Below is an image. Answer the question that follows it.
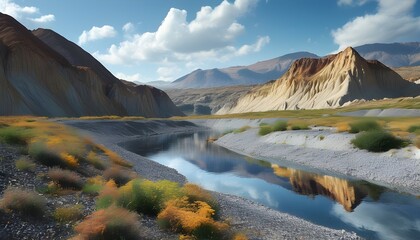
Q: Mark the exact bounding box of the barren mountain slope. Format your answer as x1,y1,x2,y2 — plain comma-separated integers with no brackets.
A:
217,47,420,114
0,13,182,117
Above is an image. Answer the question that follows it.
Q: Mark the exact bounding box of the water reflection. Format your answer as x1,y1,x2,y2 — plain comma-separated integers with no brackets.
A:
120,131,420,240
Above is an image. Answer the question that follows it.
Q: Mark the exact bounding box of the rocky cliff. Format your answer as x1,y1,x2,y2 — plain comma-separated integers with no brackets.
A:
217,47,420,114
0,13,182,117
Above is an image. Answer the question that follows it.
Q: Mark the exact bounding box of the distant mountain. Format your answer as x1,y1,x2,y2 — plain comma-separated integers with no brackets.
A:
355,42,420,67
0,13,182,117
171,52,319,89
217,47,420,114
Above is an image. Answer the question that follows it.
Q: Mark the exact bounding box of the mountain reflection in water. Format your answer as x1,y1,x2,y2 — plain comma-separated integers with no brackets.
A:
120,131,420,240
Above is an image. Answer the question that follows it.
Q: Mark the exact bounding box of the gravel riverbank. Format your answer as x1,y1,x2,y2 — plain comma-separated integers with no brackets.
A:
65,119,361,240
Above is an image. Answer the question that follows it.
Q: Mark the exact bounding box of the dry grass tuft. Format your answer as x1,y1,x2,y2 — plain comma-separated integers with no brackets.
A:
103,166,136,186
15,157,36,171
48,168,84,190
74,207,142,240
54,204,83,223
0,187,46,217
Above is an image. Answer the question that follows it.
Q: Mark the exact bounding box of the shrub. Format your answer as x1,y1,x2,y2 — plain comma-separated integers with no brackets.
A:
233,126,251,134
351,130,408,152
83,176,106,195
291,125,309,130
86,151,106,170
103,166,136,186
116,179,183,216
28,141,66,168
259,122,268,126
157,197,228,239
15,157,36,171
272,121,288,132
74,207,142,240
183,184,218,215
54,204,83,222
408,125,420,134
319,135,325,141
101,147,132,168
258,126,273,136
0,188,46,217
0,126,34,145
48,168,84,190
348,120,382,133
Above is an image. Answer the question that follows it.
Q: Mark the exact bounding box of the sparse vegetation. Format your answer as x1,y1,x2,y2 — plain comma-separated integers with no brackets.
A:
157,197,229,239
86,151,106,170
74,206,142,240
0,126,34,145
319,135,325,140
258,126,273,136
0,188,46,217
233,126,251,133
272,120,288,131
351,130,408,152
103,166,136,186
54,204,83,223
348,120,382,133
408,125,420,134
48,168,84,190
291,124,309,130
15,157,36,171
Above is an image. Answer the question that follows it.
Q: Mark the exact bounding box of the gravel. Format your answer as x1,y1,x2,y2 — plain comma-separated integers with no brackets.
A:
64,119,362,240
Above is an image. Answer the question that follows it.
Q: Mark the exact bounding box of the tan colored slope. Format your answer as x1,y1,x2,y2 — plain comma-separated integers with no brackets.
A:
394,66,420,82
217,47,420,114
0,13,182,117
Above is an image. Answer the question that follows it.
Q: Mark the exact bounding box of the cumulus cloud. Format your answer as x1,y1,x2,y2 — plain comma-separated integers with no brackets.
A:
332,0,420,50
94,0,268,66
0,0,55,24
29,14,55,23
114,72,141,82
78,25,117,45
157,66,181,81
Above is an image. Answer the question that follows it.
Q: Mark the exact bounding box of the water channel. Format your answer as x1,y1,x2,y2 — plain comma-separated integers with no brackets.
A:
120,131,420,240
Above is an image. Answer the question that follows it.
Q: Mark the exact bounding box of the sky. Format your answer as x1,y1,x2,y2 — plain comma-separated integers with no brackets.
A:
1,0,419,83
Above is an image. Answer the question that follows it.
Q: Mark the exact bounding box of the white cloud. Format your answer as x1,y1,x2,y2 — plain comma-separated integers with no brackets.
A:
332,0,420,50
30,14,55,23
94,0,268,66
78,25,117,45
0,0,55,24
157,66,181,81
0,0,37,18
122,22,135,33
338,0,369,6
114,72,141,82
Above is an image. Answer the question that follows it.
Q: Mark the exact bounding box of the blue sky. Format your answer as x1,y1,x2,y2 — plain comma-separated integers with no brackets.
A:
1,0,419,82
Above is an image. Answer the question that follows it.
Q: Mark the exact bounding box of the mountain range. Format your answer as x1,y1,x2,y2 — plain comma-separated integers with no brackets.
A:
217,47,420,114
164,42,420,89
0,13,182,117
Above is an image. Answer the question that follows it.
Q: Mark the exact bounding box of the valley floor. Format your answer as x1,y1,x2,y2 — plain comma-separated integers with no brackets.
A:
215,127,420,196
65,119,360,240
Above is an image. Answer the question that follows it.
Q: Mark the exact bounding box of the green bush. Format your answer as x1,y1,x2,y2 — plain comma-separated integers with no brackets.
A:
48,168,84,190
82,184,103,195
259,126,273,136
348,120,382,133
408,125,420,134
351,130,408,152
272,121,288,132
291,125,309,130
233,126,251,133
28,142,63,167
0,126,34,145
0,188,46,217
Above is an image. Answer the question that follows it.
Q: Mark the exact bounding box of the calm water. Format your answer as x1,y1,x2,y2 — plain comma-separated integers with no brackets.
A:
120,131,420,240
